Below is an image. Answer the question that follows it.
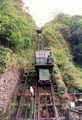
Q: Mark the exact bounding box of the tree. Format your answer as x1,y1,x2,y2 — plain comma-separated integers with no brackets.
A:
73,44,82,64
0,0,36,51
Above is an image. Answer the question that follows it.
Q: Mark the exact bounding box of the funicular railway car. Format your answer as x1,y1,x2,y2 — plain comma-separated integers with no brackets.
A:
35,50,54,84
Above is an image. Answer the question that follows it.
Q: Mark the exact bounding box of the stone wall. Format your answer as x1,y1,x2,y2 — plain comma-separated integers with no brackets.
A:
0,68,22,112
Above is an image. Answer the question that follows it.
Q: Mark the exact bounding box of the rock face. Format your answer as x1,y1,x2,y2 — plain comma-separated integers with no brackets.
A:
0,68,21,112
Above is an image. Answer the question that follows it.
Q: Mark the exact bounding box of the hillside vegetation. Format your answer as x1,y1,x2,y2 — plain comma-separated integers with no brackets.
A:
0,0,82,95
42,14,82,94
0,0,36,74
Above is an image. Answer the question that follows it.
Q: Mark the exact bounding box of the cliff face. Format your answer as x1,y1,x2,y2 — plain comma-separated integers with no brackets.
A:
0,68,22,112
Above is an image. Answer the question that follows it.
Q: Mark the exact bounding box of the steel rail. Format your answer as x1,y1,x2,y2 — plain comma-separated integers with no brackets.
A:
15,79,27,120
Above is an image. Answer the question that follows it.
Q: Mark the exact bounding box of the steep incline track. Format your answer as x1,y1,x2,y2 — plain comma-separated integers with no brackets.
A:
15,81,31,120
11,32,66,120
34,83,57,120
11,79,66,120
34,82,65,120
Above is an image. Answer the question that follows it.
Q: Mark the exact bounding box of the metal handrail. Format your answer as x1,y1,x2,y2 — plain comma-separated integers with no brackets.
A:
35,57,54,65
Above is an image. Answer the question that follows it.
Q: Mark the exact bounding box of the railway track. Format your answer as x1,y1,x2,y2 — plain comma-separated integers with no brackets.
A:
12,79,66,120
34,83,57,120
15,81,31,120
34,82,65,120
10,32,66,120
8,30,82,120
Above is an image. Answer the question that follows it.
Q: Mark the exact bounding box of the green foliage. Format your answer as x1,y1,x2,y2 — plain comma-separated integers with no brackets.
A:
0,0,36,73
73,43,82,64
0,46,11,74
53,13,82,65
52,47,82,90
68,86,78,93
54,13,82,32
42,23,68,50
54,63,67,96
0,0,36,51
54,23,71,41
42,14,82,92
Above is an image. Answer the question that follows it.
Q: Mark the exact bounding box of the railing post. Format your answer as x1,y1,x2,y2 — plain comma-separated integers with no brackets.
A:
79,113,81,120
30,93,34,120
30,86,34,120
